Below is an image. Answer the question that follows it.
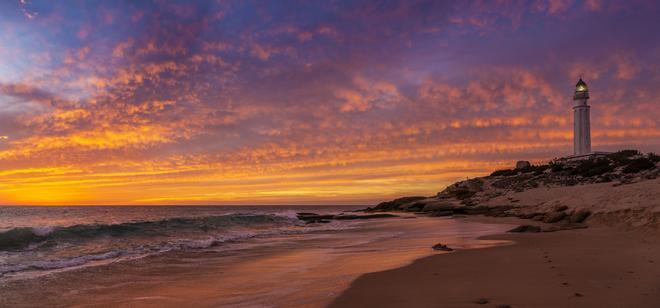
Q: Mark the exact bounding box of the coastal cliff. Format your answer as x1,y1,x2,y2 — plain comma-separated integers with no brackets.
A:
367,150,660,231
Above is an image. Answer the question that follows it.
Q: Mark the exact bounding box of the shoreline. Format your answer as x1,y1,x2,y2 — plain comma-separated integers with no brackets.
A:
329,216,660,308
0,215,513,307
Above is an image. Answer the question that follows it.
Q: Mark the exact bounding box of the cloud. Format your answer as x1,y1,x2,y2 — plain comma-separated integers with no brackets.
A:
20,0,38,19
0,83,59,107
0,0,659,204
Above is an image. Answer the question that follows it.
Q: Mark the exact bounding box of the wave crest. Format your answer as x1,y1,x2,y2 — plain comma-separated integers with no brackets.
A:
0,213,298,251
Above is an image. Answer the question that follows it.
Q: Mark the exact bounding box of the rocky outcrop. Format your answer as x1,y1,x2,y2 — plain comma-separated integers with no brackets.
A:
543,212,568,223
296,213,398,223
508,225,541,233
364,150,660,230
366,196,428,212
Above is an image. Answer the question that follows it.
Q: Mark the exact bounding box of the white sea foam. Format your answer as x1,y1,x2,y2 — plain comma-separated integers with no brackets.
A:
30,226,56,236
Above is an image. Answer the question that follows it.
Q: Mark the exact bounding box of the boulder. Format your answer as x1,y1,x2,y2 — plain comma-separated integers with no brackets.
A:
429,210,453,217
432,243,454,251
508,225,542,233
543,211,568,223
516,161,531,169
569,210,591,223
531,214,545,221
475,298,490,305
332,213,398,220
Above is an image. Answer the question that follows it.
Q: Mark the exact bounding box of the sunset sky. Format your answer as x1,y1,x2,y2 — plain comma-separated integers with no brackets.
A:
1,0,659,205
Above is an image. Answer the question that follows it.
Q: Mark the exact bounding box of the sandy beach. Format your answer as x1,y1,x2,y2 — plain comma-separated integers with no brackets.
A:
331,217,660,308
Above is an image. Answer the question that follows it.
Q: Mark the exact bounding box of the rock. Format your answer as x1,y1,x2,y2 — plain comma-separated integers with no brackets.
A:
332,213,398,220
432,243,454,251
531,214,545,221
372,196,428,211
543,212,567,223
304,219,332,224
429,210,453,217
516,161,531,169
554,205,569,212
508,225,542,233
558,223,588,230
518,213,538,219
403,202,425,212
298,213,398,222
464,206,491,215
541,226,560,232
296,212,319,216
568,210,591,223
297,214,334,221
475,298,489,304
423,201,462,212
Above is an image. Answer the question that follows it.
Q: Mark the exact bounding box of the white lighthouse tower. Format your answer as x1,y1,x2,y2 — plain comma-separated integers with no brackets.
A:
573,78,591,155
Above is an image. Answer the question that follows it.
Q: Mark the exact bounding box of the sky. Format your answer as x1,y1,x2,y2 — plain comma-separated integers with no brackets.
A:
0,0,659,205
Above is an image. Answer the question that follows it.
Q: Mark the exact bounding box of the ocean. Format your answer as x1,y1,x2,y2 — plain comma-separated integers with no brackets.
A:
0,206,513,307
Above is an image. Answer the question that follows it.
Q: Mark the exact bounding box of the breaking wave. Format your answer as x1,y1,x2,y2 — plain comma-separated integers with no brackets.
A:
0,212,353,279
0,213,298,251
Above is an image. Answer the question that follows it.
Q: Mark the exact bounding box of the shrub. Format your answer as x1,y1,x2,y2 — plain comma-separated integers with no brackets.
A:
648,152,660,163
550,163,565,172
622,157,656,174
490,169,518,177
514,164,551,175
608,149,640,165
452,189,476,200
571,158,613,177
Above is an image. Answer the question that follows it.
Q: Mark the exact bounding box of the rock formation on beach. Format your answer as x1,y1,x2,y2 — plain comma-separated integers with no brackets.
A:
365,150,660,230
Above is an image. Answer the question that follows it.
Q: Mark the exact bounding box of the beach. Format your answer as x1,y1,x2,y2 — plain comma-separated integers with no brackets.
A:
0,207,513,307
331,217,660,308
2,207,658,307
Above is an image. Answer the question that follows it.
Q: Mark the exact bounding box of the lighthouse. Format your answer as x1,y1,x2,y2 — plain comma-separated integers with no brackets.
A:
573,78,591,155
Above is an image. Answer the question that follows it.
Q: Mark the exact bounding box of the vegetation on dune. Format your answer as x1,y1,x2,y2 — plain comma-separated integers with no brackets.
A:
489,150,658,180
649,152,660,163
622,157,656,173
570,158,613,177
606,149,640,164
490,168,518,177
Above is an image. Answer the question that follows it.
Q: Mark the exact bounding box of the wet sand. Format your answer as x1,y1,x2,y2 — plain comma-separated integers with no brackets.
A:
330,217,660,308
